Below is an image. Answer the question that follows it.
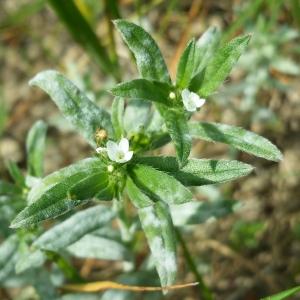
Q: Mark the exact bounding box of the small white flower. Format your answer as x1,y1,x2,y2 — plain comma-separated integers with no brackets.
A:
181,88,206,112
169,91,176,99
96,138,133,163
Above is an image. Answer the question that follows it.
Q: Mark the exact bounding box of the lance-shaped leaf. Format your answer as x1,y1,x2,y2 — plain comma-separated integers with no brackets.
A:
198,35,250,97
111,97,125,140
135,156,254,186
110,79,172,105
113,19,171,84
129,164,192,205
138,202,177,287
34,205,115,251
67,234,131,261
176,38,196,88
189,121,283,161
194,26,220,75
6,160,26,188
26,120,48,177
29,70,114,147
171,199,236,226
261,286,300,300
159,107,191,167
126,176,154,209
10,158,109,228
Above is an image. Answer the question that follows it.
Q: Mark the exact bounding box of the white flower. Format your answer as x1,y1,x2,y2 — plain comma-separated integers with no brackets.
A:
181,88,206,112
96,138,133,163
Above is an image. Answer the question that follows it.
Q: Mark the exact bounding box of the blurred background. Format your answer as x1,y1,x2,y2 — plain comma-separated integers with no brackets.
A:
0,0,300,299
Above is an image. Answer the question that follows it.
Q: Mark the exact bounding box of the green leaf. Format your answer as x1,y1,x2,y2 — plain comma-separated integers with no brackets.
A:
194,26,220,75
67,234,131,261
47,0,118,79
0,235,18,281
15,248,45,274
0,179,22,196
198,35,250,97
188,68,206,93
189,121,283,161
261,286,300,300
10,158,108,228
110,79,172,105
29,70,114,147
129,164,192,205
26,120,48,177
111,97,124,140
123,100,152,134
171,199,236,226
176,39,196,88
113,19,171,84
138,202,177,287
6,161,26,188
126,176,154,208
34,205,115,251
135,156,254,186
159,107,191,167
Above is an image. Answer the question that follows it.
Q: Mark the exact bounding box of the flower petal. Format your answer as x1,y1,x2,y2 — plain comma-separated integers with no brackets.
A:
106,141,118,161
124,151,133,162
119,138,129,152
181,89,190,101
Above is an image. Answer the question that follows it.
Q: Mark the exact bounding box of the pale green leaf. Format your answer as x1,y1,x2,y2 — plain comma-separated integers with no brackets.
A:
135,156,254,186
67,234,131,261
171,199,236,226
199,35,250,97
29,70,114,147
138,202,177,287
113,20,171,83
34,205,115,251
194,26,220,75
110,79,172,105
129,164,192,205
0,235,18,281
189,121,282,161
176,39,195,88
26,120,48,177
111,97,124,140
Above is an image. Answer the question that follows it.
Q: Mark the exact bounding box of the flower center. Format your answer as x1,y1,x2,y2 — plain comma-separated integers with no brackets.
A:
116,151,125,160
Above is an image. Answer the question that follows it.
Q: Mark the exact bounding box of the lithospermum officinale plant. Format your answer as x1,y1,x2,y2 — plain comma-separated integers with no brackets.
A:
9,20,282,297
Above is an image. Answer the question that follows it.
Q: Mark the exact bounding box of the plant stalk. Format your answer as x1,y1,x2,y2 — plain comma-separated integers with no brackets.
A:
175,228,214,300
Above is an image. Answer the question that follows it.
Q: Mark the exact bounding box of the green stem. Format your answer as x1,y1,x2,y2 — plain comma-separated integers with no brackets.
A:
45,250,82,283
175,228,214,300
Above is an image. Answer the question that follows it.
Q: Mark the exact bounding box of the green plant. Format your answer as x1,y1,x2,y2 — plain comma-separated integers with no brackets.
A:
1,20,282,299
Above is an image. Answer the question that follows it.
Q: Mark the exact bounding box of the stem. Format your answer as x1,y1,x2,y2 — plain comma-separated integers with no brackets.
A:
45,250,82,283
175,228,214,300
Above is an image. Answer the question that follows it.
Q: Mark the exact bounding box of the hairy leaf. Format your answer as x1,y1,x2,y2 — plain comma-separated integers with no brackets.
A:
29,70,114,147
113,20,171,83
26,120,48,177
11,158,108,228
189,121,282,161
0,235,18,281
135,156,254,186
129,164,192,205
199,35,250,97
110,79,172,105
159,107,191,167
138,202,176,287
176,39,196,88
67,234,131,261
194,26,220,75
171,199,236,226
126,176,154,208
34,205,115,251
